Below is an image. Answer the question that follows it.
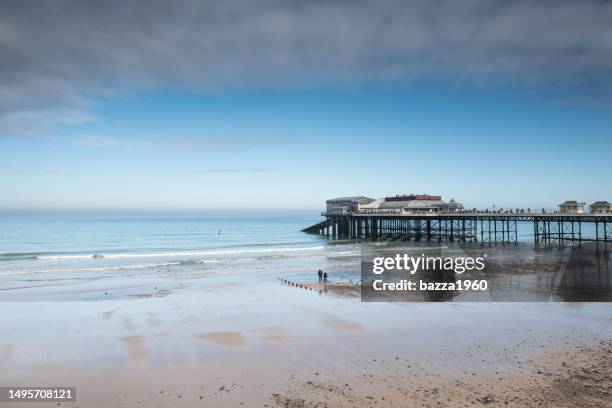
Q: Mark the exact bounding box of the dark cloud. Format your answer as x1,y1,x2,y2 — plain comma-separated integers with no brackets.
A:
1,0,612,135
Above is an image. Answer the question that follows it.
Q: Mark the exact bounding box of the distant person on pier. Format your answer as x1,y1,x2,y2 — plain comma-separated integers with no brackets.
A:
317,269,323,283
323,272,328,283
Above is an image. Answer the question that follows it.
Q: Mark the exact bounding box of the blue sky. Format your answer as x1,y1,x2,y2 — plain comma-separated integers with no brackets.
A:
2,84,611,211
1,1,612,211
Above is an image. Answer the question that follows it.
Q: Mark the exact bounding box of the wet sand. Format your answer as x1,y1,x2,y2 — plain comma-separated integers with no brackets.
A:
1,264,611,407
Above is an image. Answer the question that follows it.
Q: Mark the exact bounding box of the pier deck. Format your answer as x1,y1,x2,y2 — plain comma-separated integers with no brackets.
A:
303,212,612,245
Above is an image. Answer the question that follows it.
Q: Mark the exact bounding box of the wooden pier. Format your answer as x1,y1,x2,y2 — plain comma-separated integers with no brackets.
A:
303,213,612,245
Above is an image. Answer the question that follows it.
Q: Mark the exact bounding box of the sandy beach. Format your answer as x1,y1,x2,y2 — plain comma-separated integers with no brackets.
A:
1,264,612,407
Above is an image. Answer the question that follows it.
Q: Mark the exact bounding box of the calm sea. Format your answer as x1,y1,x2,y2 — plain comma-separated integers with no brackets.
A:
0,211,363,289
0,211,583,292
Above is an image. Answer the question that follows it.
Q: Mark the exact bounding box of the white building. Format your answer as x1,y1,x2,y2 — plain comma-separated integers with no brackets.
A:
558,201,586,214
359,194,464,214
590,201,612,214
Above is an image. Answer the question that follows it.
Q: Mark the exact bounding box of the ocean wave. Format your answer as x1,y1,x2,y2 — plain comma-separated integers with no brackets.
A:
0,262,184,276
20,245,326,261
0,252,317,276
0,252,44,261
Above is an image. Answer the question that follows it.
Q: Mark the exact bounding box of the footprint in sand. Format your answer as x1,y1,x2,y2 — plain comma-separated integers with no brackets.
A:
195,331,248,349
119,335,151,362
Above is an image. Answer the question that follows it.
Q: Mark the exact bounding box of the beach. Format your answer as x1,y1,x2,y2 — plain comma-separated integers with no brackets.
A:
1,212,612,407
1,272,612,407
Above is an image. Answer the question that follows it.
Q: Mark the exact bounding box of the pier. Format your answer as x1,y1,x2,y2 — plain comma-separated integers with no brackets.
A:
303,213,612,245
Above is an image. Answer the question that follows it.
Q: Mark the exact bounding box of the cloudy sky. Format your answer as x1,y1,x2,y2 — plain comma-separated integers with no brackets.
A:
1,0,612,210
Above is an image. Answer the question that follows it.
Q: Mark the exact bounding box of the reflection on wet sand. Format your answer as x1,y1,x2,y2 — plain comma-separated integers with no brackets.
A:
195,331,248,349
358,242,612,302
119,336,151,362
146,317,162,327
556,245,611,300
256,326,294,343
127,287,173,299
323,316,363,333
128,293,154,299
122,318,137,331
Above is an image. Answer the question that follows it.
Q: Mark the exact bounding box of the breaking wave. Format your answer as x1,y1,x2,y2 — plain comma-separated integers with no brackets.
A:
0,245,326,262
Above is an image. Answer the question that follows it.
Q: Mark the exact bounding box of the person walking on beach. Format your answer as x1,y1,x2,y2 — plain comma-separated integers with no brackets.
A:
317,269,323,283
323,272,328,283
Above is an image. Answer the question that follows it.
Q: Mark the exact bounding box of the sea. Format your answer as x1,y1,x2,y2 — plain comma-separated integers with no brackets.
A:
0,211,363,290
0,211,604,297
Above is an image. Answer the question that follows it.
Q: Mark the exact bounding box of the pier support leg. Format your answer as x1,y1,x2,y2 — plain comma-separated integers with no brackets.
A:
514,219,518,245
480,219,484,245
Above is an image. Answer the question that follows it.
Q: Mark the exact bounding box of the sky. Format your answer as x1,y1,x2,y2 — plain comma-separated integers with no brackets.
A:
1,0,612,211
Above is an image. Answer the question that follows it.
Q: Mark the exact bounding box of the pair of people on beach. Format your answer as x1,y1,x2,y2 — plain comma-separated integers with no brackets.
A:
317,269,327,283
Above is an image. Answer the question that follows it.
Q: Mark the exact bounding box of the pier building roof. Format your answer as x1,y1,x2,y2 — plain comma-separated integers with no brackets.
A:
326,196,374,204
